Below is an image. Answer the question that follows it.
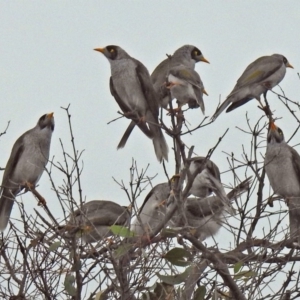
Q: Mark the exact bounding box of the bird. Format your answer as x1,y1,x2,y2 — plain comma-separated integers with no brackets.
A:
151,45,209,109
68,200,131,243
265,120,300,243
186,157,229,208
94,45,168,162
211,54,294,120
0,113,54,231
167,64,208,114
169,177,252,241
132,183,171,236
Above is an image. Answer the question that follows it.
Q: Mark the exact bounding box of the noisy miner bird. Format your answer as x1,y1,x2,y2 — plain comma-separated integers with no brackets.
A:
132,183,171,236
94,45,168,162
212,54,293,120
151,44,209,109
170,177,252,241
68,200,131,243
167,64,208,114
187,156,229,207
0,113,54,231
265,120,300,243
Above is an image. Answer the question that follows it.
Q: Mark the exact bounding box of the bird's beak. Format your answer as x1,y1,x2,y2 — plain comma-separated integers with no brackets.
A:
202,88,209,96
47,112,54,119
286,62,294,69
269,120,277,131
94,48,105,53
200,56,210,64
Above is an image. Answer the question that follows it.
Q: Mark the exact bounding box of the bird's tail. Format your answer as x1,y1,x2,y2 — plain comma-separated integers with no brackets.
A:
227,177,252,200
288,198,300,244
117,121,136,149
211,97,233,121
0,190,15,231
118,120,154,149
152,127,169,162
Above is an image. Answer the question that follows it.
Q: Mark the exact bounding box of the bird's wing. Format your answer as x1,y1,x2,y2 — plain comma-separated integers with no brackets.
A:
109,76,132,113
138,183,170,214
233,56,282,89
190,157,221,181
170,67,203,88
135,60,160,118
290,147,300,185
73,201,127,226
1,134,25,188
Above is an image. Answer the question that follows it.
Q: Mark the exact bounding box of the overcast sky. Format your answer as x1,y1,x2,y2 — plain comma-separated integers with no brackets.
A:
0,1,299,242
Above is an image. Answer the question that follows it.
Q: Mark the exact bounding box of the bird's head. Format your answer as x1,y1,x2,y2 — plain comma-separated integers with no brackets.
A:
267,120,285,144
272,54,293,69
37,112,55,131
173,45,210,64
94,45,130,61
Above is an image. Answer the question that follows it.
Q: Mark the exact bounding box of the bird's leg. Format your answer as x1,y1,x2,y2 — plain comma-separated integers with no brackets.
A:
23,181,47,206
257,92,272,118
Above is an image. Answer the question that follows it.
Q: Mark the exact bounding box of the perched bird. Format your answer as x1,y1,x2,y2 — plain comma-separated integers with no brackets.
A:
151,45,209,109
94,45,168,162
69,200,131,243
170,177,252,241
265,120,300,242
187,157,229,208
132,183,171,236
0,113,54,231
167,64,208,114
212,54,293,120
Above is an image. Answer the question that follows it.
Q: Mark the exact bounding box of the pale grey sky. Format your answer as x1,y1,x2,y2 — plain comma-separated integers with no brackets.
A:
0,1,299,241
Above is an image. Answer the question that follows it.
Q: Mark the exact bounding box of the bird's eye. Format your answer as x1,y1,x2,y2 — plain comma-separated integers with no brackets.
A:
110,48,115,53
278,128,283,135
283,56,287,64
194,50,199,56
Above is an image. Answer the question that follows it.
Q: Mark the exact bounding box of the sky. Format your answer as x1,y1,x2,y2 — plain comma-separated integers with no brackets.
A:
0,1,300,244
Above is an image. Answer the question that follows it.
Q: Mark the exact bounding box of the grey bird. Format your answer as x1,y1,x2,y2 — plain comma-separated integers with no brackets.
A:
132,183,170,236
0,113,54,231
265,120,300,243
187,157,230,210
170,177,252,241
151,45,209,109
94,45,168,162
212,54,293,120
167,64,208,114
68,200,131,243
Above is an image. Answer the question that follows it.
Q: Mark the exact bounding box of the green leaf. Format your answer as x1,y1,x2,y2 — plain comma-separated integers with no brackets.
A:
233,261,243,274
49,241,61,252
234,270,257,280
64,274,76,296
156,266,191,285
110,225,135,237
163,247,192,267
193,286,206,300
113,243,132,259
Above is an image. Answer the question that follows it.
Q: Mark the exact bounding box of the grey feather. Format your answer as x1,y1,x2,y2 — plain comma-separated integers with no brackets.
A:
265,121,300,243
95,45,168,162
132,183,170,236
212,54,293,120
151,45,209,109
0,113,54,231
170,177,252,241
168,64,206,114
69,200,131,243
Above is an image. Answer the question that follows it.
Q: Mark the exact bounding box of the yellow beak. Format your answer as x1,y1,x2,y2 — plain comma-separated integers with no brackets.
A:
200,56,210,64
94,48,105,53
